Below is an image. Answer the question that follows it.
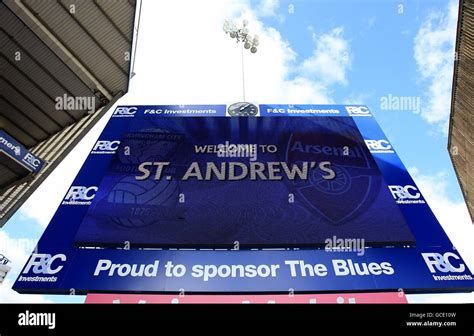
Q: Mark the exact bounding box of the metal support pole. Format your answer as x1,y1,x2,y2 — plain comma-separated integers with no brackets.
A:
241,41,246,101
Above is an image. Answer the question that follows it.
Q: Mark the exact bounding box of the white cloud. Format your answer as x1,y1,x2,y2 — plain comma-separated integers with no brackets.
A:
0,232,51,303
414,0,458,135
298,27,351,86
0,278,52,303
406,167,474,303
124,0,351,105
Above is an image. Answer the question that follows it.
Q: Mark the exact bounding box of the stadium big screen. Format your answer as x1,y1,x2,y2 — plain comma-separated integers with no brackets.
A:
14,105,474,295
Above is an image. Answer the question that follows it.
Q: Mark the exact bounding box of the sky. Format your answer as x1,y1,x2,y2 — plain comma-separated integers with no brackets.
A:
1,0,473,304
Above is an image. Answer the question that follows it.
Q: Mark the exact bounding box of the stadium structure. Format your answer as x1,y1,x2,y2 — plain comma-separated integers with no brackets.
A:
0,0,139,227
449,0,474,222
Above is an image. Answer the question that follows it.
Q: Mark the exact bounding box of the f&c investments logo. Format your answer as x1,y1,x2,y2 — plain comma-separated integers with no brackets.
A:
113,106,137,117
17,254,67,284
91,140,121,154
388,185,426,204
421,252,473,281
62,186,98,205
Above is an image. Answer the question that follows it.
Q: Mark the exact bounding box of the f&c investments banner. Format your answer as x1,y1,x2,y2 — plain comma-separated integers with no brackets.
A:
13,105,474,295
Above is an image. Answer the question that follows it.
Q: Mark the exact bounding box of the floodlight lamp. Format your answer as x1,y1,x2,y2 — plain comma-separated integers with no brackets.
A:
251,46,257,53
244,42,251,49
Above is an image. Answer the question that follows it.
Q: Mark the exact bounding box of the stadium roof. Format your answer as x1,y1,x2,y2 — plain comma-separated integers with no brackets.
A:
448,0,474,222
0,0,138,226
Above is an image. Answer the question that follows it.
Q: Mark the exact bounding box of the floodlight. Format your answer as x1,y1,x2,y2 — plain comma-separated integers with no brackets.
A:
223,19,259,48
222,18,260,100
